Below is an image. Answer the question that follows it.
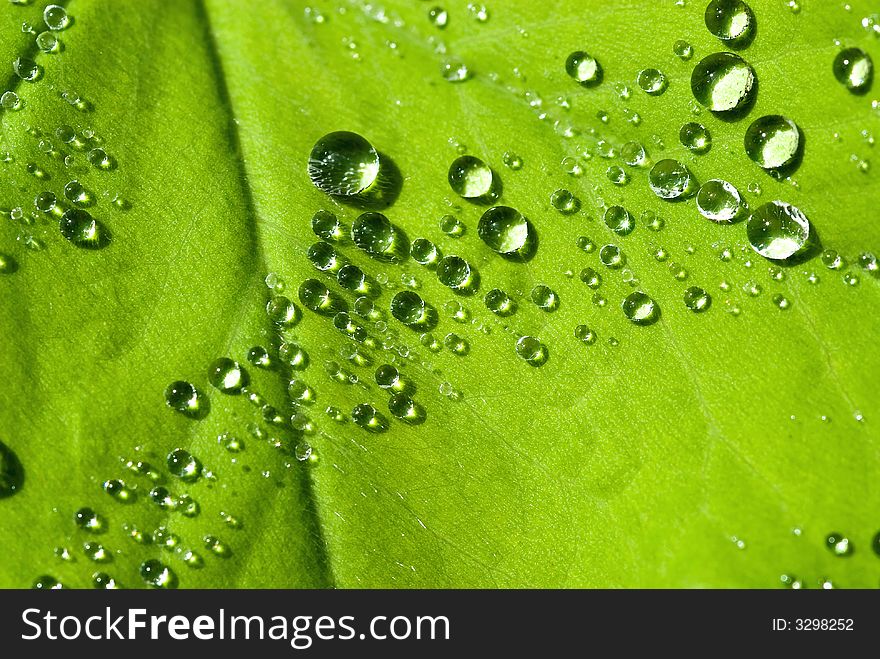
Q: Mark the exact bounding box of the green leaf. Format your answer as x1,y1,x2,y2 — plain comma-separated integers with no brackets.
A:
1,0,878,589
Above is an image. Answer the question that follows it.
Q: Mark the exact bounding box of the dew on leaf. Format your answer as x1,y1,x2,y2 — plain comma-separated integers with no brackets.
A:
208,357,248,394
390,290,432,327
35,31,59,53
164,380,203,417
352,212,407,261
59,209,110,249
140,559,177,589
308,131,379,196
637,68,668,95
389,394,426,424
515,335,548,366
531,284,559,311
843,271,860,286
606,165,628,185
622,291,660,325
674,39,694,60
550,189,579,214
502,151,523,170
166,449,202,483
746,201,810,260
439,214,465,237
308,241,346,273
680,122,711,154
13,56,39,81
599,244,624,268
288,379,315,405
0,90,21,110
437,255,478,292
441,61,472,83
448,155,493,199
649,159,695,199
33,576,63,589
821,248,844,269
691,52,755,112
833,47,873,93
102,479,135,503
43,4,70,30
825,532,853,556
352,403,388,433
74,507,105,533
0,440,24,498
621,141,648,167
744,115,800,169
428,6,448,28
87,148,114,170
683,286,712,312
63,180,93,206
411,237,440,266
266,295,300,327
696,179,742,222
565,51,601,85
93,572,119,589
603,205,635,235
772,293,791,309
577,236,596,252
299,278,346,315
311,210,345,242
484,288,516,316
704,0,754,42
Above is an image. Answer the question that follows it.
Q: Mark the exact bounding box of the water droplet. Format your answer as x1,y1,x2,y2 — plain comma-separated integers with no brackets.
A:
637,68,668,95
43,4,70,30
622,292,660,325
772,293,791,310
311,210,345,242
531,284,559,311
843,271,860,286
1,90,22,110
83,541,110,563
59,209,109,249
705,0,754,42
388,394,426,424
683,286,711,311
825,532,853,556
308,241,346,273
579,267,602,289
621,141,648,167
35,30,59,53
390,290,432,327
599,244,624,268
691,52,756,113
33,576,63,589
679,122,711,154
13,55,39,81
603,205,635,235
565,51,601,85
696,179,742,222
208,357,248,394
550,189,579,214
428,6,448,28
744,115,800,169
573,324,596,344
102,478,135,503
87,148,114,170
352,403,388,433
833,48,873,93
63,180,93,207
308,131,379,196
439,214,465,237
747,201,810,260
515,335,548,366
203,535,232,558
484,288,516,316
0,440,24,498
502,151,523,170
673,39,694,60
163,380,203,417
352,212,407,261
74,507,105,533
140,559,177,589
166,449,202,483
448,155,493,199
858,251,878,272
649,159,696,199
606,165,629,185
441,61,472,83
299,278,345,315
411,238,440,266
437,255,478,292
821,249,845,270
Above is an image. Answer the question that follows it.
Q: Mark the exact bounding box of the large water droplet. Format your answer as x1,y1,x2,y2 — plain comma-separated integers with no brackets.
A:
478,206,534,258
74,507,105,533
307,241,346,273
744,115,800,169
13,56,39,81
696,179,742,222
833,48,873,93
389,394,426,424
484,288,516,316
704,0,754,43
308,131,379,196
390,290,433,327
164,381,204,417
43,4,70,30
59,209,109,249
565,51,601,85
691,52,755,113
599,244,624,269
637,68,668,95
448,155,494,199
747,201,810,260
351,212,407,262
622,292,660,325
299,278,346,315
684,286,712,312
352,403,388,433
531,284,559,311
649,159,696,199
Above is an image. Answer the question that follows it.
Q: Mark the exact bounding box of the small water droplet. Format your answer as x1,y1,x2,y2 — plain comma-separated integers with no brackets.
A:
565,51,601,85
825,532,853,556
140,559,177,589
622,292,660,325
448,155,493,199
502,151,523,170
166,449,202,483
649,159,696,199
599,244,624,269
696,179,743,222
207,357,248,394
637,68,668,95
673,39,694,60
684,286,712,312
515,335,548,366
